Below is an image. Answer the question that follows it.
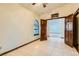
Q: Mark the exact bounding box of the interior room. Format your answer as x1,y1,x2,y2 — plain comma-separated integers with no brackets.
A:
0,3,79,56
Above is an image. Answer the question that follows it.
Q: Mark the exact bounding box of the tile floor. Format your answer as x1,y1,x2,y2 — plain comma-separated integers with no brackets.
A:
3,37,79,56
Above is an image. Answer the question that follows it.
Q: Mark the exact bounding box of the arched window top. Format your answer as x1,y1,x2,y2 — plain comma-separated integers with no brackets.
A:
34,20,39,25
34,19,39,36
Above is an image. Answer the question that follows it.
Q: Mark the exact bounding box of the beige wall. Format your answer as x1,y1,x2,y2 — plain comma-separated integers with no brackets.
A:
40,4,79,19
0,4,40,54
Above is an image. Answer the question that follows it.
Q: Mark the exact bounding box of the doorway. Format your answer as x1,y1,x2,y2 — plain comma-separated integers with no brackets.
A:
47,18,65,41
40,15,74,48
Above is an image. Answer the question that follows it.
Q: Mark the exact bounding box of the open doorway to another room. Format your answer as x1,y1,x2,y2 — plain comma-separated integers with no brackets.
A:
47,18,65,45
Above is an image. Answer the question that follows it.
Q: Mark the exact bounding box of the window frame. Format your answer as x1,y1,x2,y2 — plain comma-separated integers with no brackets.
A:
34,19,39,36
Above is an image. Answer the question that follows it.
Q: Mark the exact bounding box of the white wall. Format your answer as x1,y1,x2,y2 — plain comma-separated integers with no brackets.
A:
40,4,79,19
0,4,40,54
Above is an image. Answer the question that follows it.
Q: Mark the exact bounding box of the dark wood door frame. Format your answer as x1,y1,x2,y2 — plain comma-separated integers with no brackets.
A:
73,8,79,52
65,14,74,47
40,19,47,41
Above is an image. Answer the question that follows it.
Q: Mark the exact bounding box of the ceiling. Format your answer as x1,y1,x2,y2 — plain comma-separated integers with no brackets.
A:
20,3,67,16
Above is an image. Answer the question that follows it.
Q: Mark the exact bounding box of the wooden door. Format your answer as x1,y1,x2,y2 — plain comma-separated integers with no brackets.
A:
65,14,73,47
73,8,79,52
73,16,78,50
40,19,47,41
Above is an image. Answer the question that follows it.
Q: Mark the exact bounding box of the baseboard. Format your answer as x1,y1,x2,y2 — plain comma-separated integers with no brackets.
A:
0,38,40,56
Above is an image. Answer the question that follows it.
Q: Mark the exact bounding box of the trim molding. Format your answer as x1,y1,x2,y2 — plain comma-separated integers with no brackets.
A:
0,38,40,56
46,16,66,20
74,8,79,16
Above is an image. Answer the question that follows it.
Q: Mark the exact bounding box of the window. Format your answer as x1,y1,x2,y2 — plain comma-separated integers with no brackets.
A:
34,19,39,36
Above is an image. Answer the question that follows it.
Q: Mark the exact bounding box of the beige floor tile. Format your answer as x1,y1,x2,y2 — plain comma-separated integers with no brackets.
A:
3,37,79,56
